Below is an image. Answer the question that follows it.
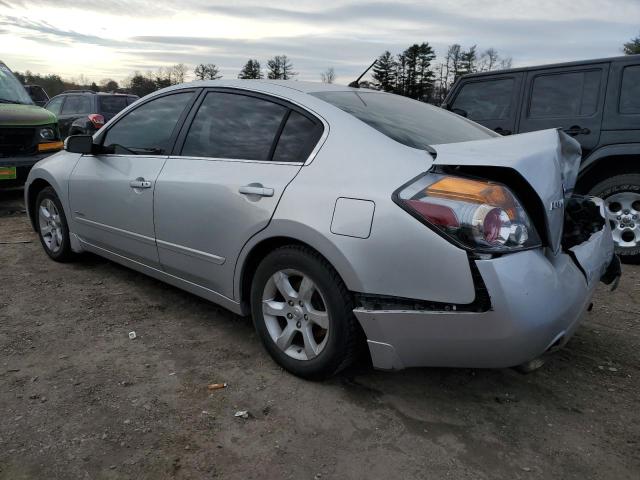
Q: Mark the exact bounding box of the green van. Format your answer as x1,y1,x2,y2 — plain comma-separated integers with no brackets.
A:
0,60,63,186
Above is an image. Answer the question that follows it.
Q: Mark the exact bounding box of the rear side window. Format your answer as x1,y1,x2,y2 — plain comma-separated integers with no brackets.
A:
182,92,288,160
61,95,91,115
28,86,48,102
272,111,323,162
619,65,640,114
99,96,128,114
451,78,514,121
311,91,494,149
103,92,194,154
46,97,64,115
529,70,601,118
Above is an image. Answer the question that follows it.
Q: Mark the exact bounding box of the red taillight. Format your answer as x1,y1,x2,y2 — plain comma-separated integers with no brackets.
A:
395,173,540,252
406,199,459,227
88,114,105,129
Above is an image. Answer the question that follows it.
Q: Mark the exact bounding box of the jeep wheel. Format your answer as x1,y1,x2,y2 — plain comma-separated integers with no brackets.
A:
590,173,640,264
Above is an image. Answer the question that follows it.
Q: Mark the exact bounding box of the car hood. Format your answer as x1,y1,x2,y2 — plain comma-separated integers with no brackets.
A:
0,103,57,126
431,128,582,254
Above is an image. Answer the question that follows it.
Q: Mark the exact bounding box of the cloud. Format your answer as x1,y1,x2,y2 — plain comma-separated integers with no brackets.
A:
0,15,124,47
1,1,638,82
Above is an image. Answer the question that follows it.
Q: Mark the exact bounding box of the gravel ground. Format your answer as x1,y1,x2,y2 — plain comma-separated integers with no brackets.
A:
1,187,639,479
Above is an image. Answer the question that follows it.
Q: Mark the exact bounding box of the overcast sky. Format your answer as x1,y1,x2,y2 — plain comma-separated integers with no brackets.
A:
1,0,638,84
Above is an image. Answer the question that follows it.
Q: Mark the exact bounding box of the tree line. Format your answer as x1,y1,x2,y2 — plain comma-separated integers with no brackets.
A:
14,33,638,104
371,43,512,104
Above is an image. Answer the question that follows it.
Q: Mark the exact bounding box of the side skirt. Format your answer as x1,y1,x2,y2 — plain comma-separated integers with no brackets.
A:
77,237,244,316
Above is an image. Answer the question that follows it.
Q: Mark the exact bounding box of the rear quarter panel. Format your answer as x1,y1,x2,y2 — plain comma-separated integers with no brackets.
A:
236,99,477,305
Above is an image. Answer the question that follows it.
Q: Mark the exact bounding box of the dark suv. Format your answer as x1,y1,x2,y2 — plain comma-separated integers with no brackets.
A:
444,55,640,263
45,90,138,138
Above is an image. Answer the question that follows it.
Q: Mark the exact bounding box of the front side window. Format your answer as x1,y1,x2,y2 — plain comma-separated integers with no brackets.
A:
46,97,64,115
620,65,640,115
452,78,515,121
529,70,601,118
102,92,194,155
311,91,495,149
182,92,287,160
61,95,92,115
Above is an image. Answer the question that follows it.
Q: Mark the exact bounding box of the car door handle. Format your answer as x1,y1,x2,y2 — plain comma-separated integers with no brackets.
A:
563,125,591,136
239,185,274,197
129,179,152,189
494,127,512,136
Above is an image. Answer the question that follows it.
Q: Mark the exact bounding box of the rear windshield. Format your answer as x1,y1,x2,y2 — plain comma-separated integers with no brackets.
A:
310,91,495,149
99,95,129,114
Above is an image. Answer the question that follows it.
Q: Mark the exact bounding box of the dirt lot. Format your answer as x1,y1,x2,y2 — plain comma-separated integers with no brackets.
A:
1,186,639,480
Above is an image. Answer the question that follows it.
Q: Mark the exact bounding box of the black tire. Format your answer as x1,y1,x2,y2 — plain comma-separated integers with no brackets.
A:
35,186,75,262
589,173,640,264
250,245,360,380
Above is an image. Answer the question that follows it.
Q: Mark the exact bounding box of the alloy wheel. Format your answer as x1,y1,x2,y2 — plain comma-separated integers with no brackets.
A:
605,192,640,248
38,198,63,253
262,269,330,361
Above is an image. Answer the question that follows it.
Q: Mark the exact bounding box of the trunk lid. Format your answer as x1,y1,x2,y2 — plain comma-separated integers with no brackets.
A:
431,128,581,254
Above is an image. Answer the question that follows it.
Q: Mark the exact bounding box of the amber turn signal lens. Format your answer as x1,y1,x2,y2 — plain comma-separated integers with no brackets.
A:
425,177,518,219
38,141,64,152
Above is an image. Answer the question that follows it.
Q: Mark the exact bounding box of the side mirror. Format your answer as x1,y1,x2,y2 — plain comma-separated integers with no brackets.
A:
64,135,94,154
451,108,468,118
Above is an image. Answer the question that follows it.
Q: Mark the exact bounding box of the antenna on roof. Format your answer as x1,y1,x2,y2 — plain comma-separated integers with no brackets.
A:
348,59,377,88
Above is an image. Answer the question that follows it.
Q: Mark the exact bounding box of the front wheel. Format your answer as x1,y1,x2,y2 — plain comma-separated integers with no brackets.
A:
590,173,640,264
250,246,360,379
35,187,75,262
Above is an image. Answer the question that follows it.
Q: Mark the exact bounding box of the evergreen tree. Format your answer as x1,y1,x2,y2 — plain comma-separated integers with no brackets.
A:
401,43,436,101
395,53,408,96
458,45,478,77
624,32,640,55
238,60,263,79
128,74,157,97
372,51,397,92
267,55,296,80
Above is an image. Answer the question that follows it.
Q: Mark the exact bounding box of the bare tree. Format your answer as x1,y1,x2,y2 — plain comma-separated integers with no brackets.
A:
171,63,189,84
499,57,513,69
194,63,222,80
320,67,335,84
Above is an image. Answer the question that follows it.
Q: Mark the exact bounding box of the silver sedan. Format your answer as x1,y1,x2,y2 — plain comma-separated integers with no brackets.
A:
24,80,619,378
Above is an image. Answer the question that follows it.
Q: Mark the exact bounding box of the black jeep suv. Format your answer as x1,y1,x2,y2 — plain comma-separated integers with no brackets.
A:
444,55,640,263
45,90,138,138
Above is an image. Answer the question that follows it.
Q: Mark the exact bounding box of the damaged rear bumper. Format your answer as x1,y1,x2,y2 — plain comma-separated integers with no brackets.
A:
355,222,616,371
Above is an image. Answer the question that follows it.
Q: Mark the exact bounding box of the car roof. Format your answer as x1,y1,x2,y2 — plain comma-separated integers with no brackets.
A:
56,91,135,96
186,79,374,94
458,54,638,80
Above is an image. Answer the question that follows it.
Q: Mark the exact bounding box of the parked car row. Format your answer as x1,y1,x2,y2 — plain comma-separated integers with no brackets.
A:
0,61,64,186
1,61,137,186
443,54,640,262
44,90,138,138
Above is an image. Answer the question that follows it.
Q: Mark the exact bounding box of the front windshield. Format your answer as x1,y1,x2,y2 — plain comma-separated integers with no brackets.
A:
0,63,34,105
310,90,496,148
